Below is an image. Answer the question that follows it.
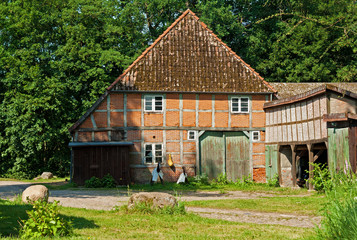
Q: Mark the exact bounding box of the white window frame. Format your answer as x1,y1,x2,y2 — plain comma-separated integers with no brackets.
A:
144,143,163,164
252,131,260,141
144,95,163,112
187,130,197,140
231,97,249,113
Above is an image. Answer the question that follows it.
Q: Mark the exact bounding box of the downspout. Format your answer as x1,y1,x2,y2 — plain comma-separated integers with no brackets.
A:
70,133,74,183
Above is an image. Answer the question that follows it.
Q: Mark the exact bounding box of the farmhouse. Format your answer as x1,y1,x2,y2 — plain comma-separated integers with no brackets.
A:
68,9,277,185
265,83,357,189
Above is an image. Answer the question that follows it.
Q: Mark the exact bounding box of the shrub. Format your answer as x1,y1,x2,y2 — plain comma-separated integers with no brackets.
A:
235,175,254,186
187,173,209,186
308,163,332,192
216,173,229,185
315,170,357,239
267,174,280,187
84,174,117,188
84,176,103,188
101,174,116,188
20,200,72,239
123,201,186,215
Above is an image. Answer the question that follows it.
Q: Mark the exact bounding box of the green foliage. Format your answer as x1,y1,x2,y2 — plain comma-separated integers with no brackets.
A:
0,0,355,179
84,174,117,188
316,172,357,239
212,173,230,185
188,173,210,186
123,201,186,215
267,174,280,187
235,175,254,186
308,163,332,192
20,200,72,239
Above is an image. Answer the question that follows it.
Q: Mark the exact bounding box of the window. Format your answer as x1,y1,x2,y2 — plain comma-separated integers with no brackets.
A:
144,95,163,112
231,97,249,113
252,131,260,141
187,130,197,140
144,143,163,164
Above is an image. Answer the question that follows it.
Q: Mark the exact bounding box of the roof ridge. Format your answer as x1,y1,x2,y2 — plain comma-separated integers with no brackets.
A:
108,9,276,93
188,10,276,93
108,9,192,91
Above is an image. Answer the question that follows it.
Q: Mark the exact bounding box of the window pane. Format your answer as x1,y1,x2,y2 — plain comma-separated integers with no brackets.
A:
154,97,163,111
241,98,249,112
145,145,152,150
145,96,153,111
155,157,162,163
146,157,152,163
155,144,162,150
155,105,162,111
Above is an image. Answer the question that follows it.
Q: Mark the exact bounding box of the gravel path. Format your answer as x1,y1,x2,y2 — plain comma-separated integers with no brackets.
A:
0,181,320,228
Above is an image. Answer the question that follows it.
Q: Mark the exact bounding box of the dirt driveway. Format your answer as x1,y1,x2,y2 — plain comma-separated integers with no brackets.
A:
0,181,320,228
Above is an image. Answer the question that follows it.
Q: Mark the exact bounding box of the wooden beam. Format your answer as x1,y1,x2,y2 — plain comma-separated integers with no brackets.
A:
291,144,297,187
313,149,324,162
277,145,282,186
307,144,314,190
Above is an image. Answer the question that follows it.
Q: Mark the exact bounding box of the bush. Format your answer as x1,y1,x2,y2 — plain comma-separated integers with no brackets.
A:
187,173,209,186
308,163,332,192
315,170,357,239
20,200,72,239
235,175,254,186
84,174,117,188
267,174,280,187
123,201,186,215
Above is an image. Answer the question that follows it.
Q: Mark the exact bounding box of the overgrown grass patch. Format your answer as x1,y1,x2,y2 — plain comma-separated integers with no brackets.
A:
0,198,315,239
121,182,309,196
186,195,327,216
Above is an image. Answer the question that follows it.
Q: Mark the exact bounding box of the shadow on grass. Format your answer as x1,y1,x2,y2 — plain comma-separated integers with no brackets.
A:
0,200,98,238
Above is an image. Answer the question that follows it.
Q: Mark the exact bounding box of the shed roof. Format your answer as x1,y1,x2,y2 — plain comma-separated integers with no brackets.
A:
108,9,275,93
264,84,357,109
270,82,357,99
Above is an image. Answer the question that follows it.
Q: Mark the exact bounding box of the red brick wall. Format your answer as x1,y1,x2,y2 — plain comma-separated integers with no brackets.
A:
74,92,270,184
253,168,266,183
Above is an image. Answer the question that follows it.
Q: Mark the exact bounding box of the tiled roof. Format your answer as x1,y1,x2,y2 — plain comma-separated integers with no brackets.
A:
270,82,357,99
108,9,275,93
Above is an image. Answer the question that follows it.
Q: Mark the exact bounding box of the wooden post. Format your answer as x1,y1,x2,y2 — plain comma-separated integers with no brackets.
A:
291,144,297,187
277,145,282,186
307,144,314,190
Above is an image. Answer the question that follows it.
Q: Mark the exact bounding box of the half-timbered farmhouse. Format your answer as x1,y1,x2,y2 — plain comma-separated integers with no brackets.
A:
68,9,276,185
265,83,357,189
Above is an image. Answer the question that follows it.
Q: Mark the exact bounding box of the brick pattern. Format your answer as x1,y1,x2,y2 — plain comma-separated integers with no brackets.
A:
75,91,270,183
110,94,124,109
144,113,163,126
110,112,124,127
94,131,108,142
253,168,266,183
127,130,141,141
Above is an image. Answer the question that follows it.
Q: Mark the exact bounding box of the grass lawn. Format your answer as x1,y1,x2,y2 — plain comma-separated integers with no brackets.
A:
185,195,327,216
0,177,69,183
121,182,309,196
0,200,315,239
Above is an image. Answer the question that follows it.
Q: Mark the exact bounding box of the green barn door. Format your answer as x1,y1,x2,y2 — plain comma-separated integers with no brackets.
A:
199,131,250,181
225,132,250,181
265,145,278,180
199,132,225,179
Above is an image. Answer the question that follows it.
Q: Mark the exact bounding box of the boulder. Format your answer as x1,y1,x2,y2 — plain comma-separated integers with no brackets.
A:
22,185,49,203
128,192,177,209
41,172,53,179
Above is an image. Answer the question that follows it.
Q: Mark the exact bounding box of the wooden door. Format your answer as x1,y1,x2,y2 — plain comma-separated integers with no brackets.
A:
199,132,225,179
225,132,250,181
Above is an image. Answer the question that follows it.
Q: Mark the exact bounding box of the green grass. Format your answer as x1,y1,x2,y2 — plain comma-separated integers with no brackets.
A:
0,177,69,183
186,195,327,216
121,182,309,195
0,199,316,239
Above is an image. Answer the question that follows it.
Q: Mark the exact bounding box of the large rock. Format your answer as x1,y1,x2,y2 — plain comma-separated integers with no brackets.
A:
22,185,49,203
41,172,53,179
128,192,177,209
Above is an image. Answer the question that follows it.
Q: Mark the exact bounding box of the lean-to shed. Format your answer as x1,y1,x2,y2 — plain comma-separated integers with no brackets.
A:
265,83,357,189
